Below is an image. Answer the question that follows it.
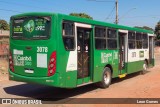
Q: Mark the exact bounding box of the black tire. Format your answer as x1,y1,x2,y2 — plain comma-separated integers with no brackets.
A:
97,67,112,89
141,60,148,74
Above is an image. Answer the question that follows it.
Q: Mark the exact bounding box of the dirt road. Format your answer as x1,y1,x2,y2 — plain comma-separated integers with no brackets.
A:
0,53,160,107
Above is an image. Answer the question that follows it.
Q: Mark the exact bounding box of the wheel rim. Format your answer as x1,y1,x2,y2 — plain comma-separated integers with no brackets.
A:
104,72,111,85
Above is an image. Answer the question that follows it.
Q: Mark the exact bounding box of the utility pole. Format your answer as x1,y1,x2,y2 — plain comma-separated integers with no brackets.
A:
115,0,118,24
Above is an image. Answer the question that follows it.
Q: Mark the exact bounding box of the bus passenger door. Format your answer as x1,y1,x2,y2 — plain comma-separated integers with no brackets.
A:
75,23,92,85
118,30,128,77
77,28,90,78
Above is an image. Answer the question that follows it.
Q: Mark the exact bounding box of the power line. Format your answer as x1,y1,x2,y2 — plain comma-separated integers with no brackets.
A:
87,0,114,2
0,8,22,13
87,0,118,24
105,5,115,20
123,15,160,19
88,0,114,2
109,10,115,22
105,15,160,20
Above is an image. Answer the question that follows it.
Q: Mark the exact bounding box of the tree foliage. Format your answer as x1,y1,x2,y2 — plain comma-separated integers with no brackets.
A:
134,26,154,31
155,21,160,40
69,13,93,20
0,19,9,30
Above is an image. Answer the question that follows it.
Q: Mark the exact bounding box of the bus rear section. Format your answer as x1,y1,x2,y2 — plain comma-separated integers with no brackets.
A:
9,14,60,87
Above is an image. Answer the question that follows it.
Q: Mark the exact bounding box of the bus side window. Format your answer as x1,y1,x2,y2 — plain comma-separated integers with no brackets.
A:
136,32,143,49
64,37,74,50
142,33,148,49
95,26,107,50
128,31,136,49
62,21,75,51
107,28,117,49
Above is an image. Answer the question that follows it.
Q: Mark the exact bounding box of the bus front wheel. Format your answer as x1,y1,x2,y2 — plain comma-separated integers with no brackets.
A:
97,67,112,88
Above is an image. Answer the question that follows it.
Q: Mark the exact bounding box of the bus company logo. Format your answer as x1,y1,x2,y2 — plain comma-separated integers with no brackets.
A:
15,55,32,61
113,52,118,59
24,20,35,33
14,55,32,66
101,53,112,63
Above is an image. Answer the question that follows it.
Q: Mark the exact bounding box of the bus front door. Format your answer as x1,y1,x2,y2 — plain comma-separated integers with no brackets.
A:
77,27,91,83
119,31,127,77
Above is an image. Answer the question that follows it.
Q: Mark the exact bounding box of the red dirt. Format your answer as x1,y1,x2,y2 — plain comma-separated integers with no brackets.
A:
64,53,160,107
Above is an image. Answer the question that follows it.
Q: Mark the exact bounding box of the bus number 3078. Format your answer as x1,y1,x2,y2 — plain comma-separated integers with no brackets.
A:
37,47,48,53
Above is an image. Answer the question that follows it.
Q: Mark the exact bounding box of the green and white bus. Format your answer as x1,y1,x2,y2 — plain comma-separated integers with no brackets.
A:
9,12,155,88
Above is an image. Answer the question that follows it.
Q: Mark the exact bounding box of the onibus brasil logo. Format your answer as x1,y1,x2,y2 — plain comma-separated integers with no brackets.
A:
24,20,35,33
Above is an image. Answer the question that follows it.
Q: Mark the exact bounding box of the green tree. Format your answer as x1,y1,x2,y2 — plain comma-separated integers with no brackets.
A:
155,21,160,40
69,13,93,20
0,19,9,30
134,26,154,31
143,26,154,31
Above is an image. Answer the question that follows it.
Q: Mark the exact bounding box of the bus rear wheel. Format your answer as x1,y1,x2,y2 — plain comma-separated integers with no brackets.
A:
97,67,112,89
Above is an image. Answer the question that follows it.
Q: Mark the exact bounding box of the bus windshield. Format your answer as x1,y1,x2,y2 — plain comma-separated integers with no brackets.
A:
12,16,51,40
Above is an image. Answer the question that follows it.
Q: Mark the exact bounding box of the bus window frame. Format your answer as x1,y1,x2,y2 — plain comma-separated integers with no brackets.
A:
94,26,107,50
107,28,118,50
142,33,148,49
128,31,136,49
62,20,76,51
11,16,52,40
136,32,143,49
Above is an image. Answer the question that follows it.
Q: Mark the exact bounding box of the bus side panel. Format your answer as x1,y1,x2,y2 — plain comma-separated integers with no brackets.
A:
56,50,77,88
65,71,77,87
109,50,119,78
127,49,149,74
56,16,77,88
93,50,105,82
93,67,103,82
127,61,143,74
93,50,119,82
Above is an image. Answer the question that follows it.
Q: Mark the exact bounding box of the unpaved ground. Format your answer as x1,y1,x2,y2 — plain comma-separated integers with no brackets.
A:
0,48,160,107
0,59,8,81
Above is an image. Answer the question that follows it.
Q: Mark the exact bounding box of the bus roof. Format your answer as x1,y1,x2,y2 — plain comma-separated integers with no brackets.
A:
57,13,154,34
11,12,154,34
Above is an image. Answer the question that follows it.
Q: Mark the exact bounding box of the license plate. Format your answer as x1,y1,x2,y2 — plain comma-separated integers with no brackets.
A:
25,69,34,74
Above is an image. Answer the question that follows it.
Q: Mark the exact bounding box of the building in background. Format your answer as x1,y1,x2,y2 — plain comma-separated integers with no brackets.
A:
0,30,9,59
